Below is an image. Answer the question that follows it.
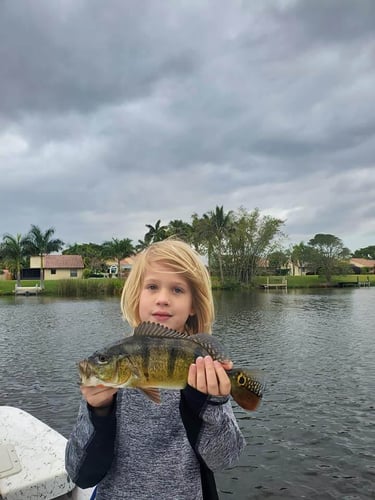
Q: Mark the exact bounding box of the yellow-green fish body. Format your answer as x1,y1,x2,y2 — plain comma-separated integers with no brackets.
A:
79,322,265,411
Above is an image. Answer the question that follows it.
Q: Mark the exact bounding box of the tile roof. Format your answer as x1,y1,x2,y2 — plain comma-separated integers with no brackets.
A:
350,258,375,267
44,255,84,269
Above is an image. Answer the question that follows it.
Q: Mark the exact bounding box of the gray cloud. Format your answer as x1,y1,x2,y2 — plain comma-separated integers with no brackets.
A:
0,0,374,251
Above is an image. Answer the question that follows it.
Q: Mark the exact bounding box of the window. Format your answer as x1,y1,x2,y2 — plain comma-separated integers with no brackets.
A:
70,270,78,278
51,269,56,275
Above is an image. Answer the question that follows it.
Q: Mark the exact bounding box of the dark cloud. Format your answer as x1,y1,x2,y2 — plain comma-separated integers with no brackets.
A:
0,0,374,251
289,0,375,44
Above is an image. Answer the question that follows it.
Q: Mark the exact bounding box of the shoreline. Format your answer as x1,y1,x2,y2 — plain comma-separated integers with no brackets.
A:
0,275,373,297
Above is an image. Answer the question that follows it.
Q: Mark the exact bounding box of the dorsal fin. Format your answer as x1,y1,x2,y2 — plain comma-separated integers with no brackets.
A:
133,322,190,340
133,322,231,363
189,333,231,363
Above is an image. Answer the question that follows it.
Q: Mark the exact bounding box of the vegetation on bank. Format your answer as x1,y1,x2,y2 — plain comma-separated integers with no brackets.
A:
0,278,124,297
2,210,374,291
1,274,374,297
1,211,374,306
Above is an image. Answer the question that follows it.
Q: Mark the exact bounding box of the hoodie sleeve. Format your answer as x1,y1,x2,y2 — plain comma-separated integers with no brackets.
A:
180,385,246,472
65,397,117,488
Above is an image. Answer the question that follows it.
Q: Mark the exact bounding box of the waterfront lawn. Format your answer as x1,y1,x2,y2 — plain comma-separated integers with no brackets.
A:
0,275,374,296
0,278,124,296
254,274,375,288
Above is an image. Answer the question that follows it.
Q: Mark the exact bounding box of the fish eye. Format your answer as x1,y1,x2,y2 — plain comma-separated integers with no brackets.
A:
237,374,246,386
97,354,108,364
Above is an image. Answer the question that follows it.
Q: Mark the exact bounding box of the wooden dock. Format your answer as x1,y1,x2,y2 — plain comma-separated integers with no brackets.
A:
261,277,288,290
14,285,42,296
336,277,371,288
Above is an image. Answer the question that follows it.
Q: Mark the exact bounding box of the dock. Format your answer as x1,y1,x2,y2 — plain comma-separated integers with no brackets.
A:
260,277,288,290
336,277,371,288
14,285,43,296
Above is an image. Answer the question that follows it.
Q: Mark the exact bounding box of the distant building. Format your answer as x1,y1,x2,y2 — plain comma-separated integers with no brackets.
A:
29,255,84,280
350,258,375,274
105,256,135,277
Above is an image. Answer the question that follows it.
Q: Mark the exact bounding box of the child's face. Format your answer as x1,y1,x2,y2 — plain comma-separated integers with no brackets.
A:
138,261,195,333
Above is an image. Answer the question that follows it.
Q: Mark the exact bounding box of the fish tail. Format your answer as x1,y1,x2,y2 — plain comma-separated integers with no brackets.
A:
228,368,265,411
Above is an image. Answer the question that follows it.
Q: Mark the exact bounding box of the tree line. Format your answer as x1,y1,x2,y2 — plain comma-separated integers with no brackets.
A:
1,206,374,286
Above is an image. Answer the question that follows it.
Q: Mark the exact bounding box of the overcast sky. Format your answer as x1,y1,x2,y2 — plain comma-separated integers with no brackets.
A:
1,0,374,253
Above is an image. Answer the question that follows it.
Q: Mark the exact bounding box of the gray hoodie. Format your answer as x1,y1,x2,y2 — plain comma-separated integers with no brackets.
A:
65,385,246,500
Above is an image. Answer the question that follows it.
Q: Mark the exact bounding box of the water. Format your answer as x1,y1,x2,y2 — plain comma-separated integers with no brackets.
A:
1,289,374,499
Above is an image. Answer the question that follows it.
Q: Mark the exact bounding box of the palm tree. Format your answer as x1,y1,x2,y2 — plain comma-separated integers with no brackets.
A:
165,219,193,243
143,220,168,245
23,225,64,288
207,206,233,283
102,238,134,277
1,233,28,285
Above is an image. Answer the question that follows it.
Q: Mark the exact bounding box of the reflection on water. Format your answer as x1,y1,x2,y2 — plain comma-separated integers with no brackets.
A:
1,289,374,499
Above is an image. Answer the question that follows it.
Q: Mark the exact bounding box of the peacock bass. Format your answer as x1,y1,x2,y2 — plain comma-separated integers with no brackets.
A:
79,321,265,411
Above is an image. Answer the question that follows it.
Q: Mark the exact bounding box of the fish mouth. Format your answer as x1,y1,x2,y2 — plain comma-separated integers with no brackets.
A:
79,359,92,378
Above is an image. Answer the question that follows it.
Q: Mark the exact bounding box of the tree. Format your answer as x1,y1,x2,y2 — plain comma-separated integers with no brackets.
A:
267,249,290,275
143,220,168,245
189,207,284,284
101,238,134,277
23,225,64,288
165,219,193,243
290,242,318,275
205,206,233,284
308,233,351,283
190,212,212,255
0,233,28,285
63,242,106,273
352,245,375,259
226,207,285,283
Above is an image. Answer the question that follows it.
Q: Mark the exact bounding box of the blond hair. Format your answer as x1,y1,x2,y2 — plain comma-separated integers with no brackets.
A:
121,239,214,334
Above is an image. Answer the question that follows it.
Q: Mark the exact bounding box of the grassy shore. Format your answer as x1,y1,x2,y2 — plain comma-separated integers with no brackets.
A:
0,274,374,297
0,278,124,297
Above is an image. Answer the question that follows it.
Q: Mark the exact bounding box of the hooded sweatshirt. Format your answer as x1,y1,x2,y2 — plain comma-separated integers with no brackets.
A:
65,385,246,500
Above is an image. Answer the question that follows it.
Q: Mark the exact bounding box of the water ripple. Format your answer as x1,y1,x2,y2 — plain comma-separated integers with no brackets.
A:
1,289,374,499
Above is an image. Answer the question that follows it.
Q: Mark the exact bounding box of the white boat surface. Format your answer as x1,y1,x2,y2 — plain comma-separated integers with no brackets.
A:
0,406,94,500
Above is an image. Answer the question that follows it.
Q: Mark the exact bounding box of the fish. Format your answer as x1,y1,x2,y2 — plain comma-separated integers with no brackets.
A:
79,321,265,411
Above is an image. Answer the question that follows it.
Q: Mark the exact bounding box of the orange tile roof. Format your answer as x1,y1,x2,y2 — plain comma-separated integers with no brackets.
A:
350,258,375,267
44,255,84,269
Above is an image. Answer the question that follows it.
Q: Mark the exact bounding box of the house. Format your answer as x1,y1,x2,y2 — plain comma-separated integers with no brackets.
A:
120,256,135,273
105,256,135,277
30,255,84,280
350,258,375,274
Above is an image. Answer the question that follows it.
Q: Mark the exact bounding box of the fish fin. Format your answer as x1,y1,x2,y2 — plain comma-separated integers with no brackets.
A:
140,387,161,404
134,322,190,339
189,333,231,363
134,322,232,363
228,368,266,411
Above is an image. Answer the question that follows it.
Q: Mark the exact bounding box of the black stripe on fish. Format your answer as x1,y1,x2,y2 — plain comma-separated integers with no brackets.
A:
141,342,151,381
167,346,178,378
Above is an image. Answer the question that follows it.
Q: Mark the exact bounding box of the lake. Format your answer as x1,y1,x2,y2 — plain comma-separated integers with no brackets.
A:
1,288,374,499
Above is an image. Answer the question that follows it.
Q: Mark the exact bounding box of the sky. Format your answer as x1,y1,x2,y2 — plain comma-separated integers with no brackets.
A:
1,0,374,253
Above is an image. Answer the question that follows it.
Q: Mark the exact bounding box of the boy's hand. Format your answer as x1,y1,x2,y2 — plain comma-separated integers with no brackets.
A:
188,356,232,397
81,385,118,408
